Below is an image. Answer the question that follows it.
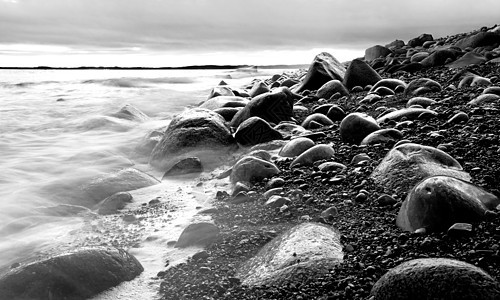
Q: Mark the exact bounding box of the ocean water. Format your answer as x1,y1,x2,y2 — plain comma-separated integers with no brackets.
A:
0,68,285,294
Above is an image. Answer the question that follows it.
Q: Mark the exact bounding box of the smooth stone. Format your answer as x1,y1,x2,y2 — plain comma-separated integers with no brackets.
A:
293,52,346,93
175,222,220,248
340,113,380,145
369,79,407,93
264,195,291,208
162,157,203,178
266,177,285,189
96,192,133,215
320,206,339,220
446,112,469,125
231,182,251,197
326,105,346,122
263,188,283,199
206,86,235,99
371,143,471,194
343,58,382,89
406,97,436,108
410,52,430,63
83,168,159,204
150,108,235,171
316,80,349,99
468,93,500,106
408,33,434,47
312,104,333,115
290,144,335,168
371,258,500,300
404,78,442,96
373,86,395,96
301,113,334,129
447,223,473,238
483,86,500,96
279,137,315,157
110,104,149,122
237,223,343,286
447,52,487,68
280,78,299,88
420,48,460,68
249,80,270,98
213,107,241,122
0,247,143,300
318,162,347,172
376,107,437,123
360,128,403,145
234,116,283,146
351,153,370,165
199,96,248,110
365,45,392,61
397,175,500,232
230,191,251,204
377,194,398,207
230,156,280,185
230,87,295,127
455,31,500,49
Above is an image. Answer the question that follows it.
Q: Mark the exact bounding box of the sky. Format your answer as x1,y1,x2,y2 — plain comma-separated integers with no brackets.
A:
0,0,499,67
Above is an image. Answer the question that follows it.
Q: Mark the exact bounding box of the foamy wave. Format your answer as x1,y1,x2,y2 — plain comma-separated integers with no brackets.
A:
0,80,59,88
82,77,198,88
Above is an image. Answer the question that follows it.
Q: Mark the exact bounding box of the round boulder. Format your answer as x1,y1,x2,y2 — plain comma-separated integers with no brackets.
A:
290,144,335,168
369,78,407,93
404,78,442,97
293,52,346,93
316,80,349,99
340,113,380,144
162,157,203,178
230,156,280,185
301,113,334,129
234,117,283,146
365,45,392,61
279,137,315,158
175,222,220,248
360,128,403,146
376,107,437,123
343,58,382,89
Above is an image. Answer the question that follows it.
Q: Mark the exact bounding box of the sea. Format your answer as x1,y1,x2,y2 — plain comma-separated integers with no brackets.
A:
0,68,291,298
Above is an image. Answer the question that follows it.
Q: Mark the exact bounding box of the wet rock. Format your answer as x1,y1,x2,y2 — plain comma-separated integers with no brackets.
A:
290,144,335,168
97,192,133,215
301,113,334,129
371,143,471,194
265,195,291,208
279,137,315,157
249,81,270,98
206,86,235,99
175,222,220,248
365,45,392,61
376,107,437,123
213,107,241,122
360,128,403,145
326,105,346,122
404,77,442,96
237,223,343,286
316,80,349,99
231,87,295,127
351,153,371,166
199,96,248,110
263,188,283,199
267,177,285,189
340,113,380,144
468,93,500,106
234,117,283,146
369,78,407,93
230,156,280,185
162,157,203,178
0,247,143,300
397,175,500,232
343,58,382,89
110,104,149,122
293,52,346,93
83,168,159,203
150,108,236,171
373,86,395,96
371,258,500,300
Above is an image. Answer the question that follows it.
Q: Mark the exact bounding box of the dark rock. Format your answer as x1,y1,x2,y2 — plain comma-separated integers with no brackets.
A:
360,128,403,146
0,247,143,300
377,194,397,206
376,107,437,123
293,52,346,93
351,153,370,165
234,117,283,146
410,52,430,63
312,104,333,115
343,58,382,90
421,48,460,67
199,96,248,110
326,105,346,122
97,192,133,215
365,45,392,61
447,52,487,68
237,223,343,286
397,175,500,232
266,177,285,189
175,222,220,248
369,79,407,93
290,144,335,168
162,157,203,178
279,137,315,157
468,93,500,106
213,107,241,122
483,86,500,96
150,108,236,171
455,31,500,49
340,113,381,144
264,195,291,208
447,223,473,238
320,206,338,220
404,78,442,96
230,156,280,185
316,80,349,99
301,113,334,129
373,86,395,96
408,33,434,47
249,81,270,98
371,258,500,300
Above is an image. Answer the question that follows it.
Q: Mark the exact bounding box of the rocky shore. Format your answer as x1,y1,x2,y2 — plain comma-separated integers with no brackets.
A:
1,24,500,300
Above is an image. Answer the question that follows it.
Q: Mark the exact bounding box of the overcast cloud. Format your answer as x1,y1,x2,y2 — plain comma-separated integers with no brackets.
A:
0,0,499,66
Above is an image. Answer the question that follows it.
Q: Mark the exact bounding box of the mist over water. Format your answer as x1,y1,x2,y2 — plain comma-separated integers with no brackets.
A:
0,68,279,270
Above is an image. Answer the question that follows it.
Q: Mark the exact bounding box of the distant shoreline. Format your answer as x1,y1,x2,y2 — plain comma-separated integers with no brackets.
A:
0,64,309,70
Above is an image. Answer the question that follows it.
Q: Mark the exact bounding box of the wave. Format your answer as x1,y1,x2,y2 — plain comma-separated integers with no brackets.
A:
0,80,59,88
81,77,198,88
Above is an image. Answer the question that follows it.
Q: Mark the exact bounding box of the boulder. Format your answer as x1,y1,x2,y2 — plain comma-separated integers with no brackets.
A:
371,258,500,300
386,39,405,48
340,113,380,144
96,192,133,215
447,52,487,68
365,45,392,61
455,31,500,49
199,96,248,110
293,52,346,93
0,247,143,300
249,81,270,98
230,156,280,185
371,143,471,194
376,107,437,123
279,137,315,157
265,195,292,208
397,176,500,232
83,168,159,203
290,144,335,168
468,93,500,106
162,157,203,178
342,58,382,89
274,123,309,138
175,222,220,248
234,117,283,146
214,107,241,122
404,78,442,96
369,78,407,93
206,86,235,100
110,104,149,122
410,52,430,63
150,108,236,170
316,80,349,99
420,48,460,67
326,105,346,122
406,97,436,108
237,223,343,286
301,113,334,129
360,128,403,145
230,87,295,128
408,33,434,47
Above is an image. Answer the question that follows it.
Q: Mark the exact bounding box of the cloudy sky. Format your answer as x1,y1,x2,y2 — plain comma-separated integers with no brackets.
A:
0,0,499,67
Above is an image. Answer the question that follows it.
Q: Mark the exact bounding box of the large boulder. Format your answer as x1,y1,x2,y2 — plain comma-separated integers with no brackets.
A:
343,58,382,90
371,143,471,194
237,223,343,286
175,222,220,248
230,156,280,185
249,80,270,98
455,31,500,49
371,258,500,300
365,45,392,61
230,87,295,128
290,144,335,167
0,247,143,300
279,137,315,157
404,77,442,96
340,113,380,145
447,52,487,68
360,128,403,146
316,80,349,99
407,33,434,47
83,168,159,203
420,48,461,68
293,52,346,93
150,108,236,170
234,117,283,146
397,175,500,232
199,96,248,110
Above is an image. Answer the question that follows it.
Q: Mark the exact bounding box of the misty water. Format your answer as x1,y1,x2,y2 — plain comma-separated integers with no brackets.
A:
0,68,283,297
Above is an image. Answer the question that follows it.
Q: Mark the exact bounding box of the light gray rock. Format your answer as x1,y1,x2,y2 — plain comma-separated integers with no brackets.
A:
199,96,248,110
290,144,335,168
279,137,315,157
230,156,280,185
96,192,133,215
175,222,220,248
